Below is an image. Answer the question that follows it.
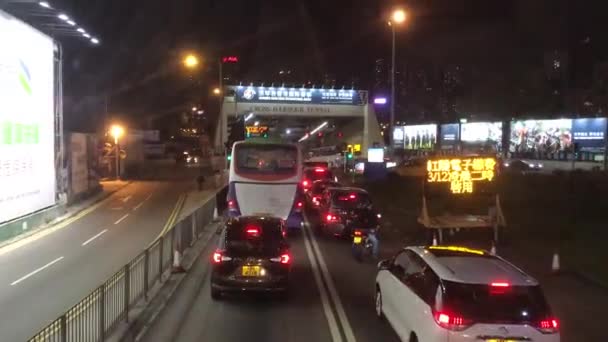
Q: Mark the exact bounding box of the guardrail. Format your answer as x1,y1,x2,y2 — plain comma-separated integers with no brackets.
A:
28,191,220,342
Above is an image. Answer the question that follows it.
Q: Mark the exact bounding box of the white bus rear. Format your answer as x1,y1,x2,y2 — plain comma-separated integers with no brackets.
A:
227,141,304,229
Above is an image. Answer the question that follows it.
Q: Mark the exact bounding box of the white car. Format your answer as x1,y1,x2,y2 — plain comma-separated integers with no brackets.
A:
375,245,560,342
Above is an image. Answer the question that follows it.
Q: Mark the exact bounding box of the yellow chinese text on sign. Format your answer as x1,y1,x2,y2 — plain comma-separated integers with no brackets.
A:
426,157,496,194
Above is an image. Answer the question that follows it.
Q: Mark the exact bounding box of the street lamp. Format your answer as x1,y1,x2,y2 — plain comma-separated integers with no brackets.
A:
183,54,199,69
110,124,124,180
388,8,407,151
213,87,221,95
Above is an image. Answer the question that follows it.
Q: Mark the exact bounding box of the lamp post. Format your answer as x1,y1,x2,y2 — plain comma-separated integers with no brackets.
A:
110,124,124,180
388,9,406,151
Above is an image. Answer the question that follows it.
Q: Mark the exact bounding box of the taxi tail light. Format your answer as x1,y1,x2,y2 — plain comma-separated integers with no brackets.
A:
536,318,559,334
302,179,310,188
314,168,326,173
325,213,338,222
353,230,362,236
296,201,303,208
433,311,473,331
212,250,232,264
271,253,291,264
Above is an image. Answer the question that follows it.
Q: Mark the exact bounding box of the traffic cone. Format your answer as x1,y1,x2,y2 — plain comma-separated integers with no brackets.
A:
551,253,560,273
171,250,186,273
432,235,438,246
490,244,496,255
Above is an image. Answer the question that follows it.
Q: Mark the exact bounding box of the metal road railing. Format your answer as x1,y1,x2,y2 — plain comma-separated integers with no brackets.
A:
28,193,218,342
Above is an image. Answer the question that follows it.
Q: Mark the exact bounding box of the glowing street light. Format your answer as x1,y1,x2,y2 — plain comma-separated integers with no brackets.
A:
183,54,199,69
39,2,51,9
388,8,407,151
58,13,69,21
110,124,124,144
192,106,197,111
67,20,76,26
110,125,124,180
213,87,221,95
90,37,99,44
391,9,406,24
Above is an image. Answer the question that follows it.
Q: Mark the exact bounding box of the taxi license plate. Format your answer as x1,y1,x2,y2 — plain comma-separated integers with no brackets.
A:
353,236,362,244
241,266,261,277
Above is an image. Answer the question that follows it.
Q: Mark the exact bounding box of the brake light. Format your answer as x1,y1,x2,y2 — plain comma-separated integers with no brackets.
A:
297,201,303,208
349,194,356,199
433,311,473,331
245,225,260,236
212,251,222,263
271,253,291,264
228,200,236,209
354,230,362,236
302,180,310,187
212,250,232,263
491,282,510,287
314,168,325,173
325,214,338,222
536,318,559,334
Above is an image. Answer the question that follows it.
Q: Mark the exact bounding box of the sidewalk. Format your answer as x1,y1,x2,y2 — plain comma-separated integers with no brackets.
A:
0,180,131,249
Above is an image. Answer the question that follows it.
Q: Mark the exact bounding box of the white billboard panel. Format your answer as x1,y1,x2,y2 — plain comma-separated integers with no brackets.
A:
0,11,56,223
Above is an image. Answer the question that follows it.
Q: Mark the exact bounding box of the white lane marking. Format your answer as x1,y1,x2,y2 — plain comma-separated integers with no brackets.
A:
302,221,343,342
121,195,133,203
132,193,153,211
82,229,108,246
304,213,357,342
10,256,64,286
114,214,129,225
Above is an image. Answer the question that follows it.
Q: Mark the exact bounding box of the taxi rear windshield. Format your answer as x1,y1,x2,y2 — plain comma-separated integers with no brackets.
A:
441,281,551,324
224,221,284,254
234,144,297,176
331,191,371,208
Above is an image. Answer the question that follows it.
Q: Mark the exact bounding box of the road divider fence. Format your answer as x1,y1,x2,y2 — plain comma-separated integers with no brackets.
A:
28,185,224,342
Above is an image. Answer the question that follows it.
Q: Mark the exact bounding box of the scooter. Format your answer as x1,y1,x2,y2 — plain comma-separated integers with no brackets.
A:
351,229,374,262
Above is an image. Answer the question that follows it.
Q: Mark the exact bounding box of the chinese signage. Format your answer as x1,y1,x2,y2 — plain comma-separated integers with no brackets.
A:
222,56,238,63
245,125,269,138
231,86,367,105
427,157,496,194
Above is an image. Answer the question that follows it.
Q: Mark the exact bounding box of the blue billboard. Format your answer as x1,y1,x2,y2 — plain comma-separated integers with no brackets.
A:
231,86,367,105
440,123,460,147
572,118,607,150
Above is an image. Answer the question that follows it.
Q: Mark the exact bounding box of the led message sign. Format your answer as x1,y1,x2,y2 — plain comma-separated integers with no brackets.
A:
426,157,496,194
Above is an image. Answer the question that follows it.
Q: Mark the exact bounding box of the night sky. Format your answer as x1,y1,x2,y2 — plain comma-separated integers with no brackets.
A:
5,0,608,130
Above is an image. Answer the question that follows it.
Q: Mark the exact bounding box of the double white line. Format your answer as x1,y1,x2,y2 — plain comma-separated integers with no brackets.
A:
302,214,356,342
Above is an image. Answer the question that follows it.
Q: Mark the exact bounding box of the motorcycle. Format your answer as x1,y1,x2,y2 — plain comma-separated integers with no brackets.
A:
351,229,375,262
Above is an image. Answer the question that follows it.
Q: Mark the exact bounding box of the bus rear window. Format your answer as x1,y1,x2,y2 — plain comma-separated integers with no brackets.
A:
234,144,297,175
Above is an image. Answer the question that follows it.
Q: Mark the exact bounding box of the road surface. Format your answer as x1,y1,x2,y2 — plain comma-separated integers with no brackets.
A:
0,180,192,341
141,211,400,342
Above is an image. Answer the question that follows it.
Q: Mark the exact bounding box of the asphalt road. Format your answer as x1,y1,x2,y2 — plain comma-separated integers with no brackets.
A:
141,210,401,342
0,180,192,342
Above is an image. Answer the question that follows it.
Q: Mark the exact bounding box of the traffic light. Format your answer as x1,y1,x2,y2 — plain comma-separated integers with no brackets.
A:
227,154,232,161
347,153,353,159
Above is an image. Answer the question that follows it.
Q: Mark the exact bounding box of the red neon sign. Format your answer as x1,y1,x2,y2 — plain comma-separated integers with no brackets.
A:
222,56,239,63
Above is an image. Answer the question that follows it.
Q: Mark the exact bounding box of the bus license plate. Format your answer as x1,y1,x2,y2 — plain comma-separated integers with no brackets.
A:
242,266,261,277
353,236,362,244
